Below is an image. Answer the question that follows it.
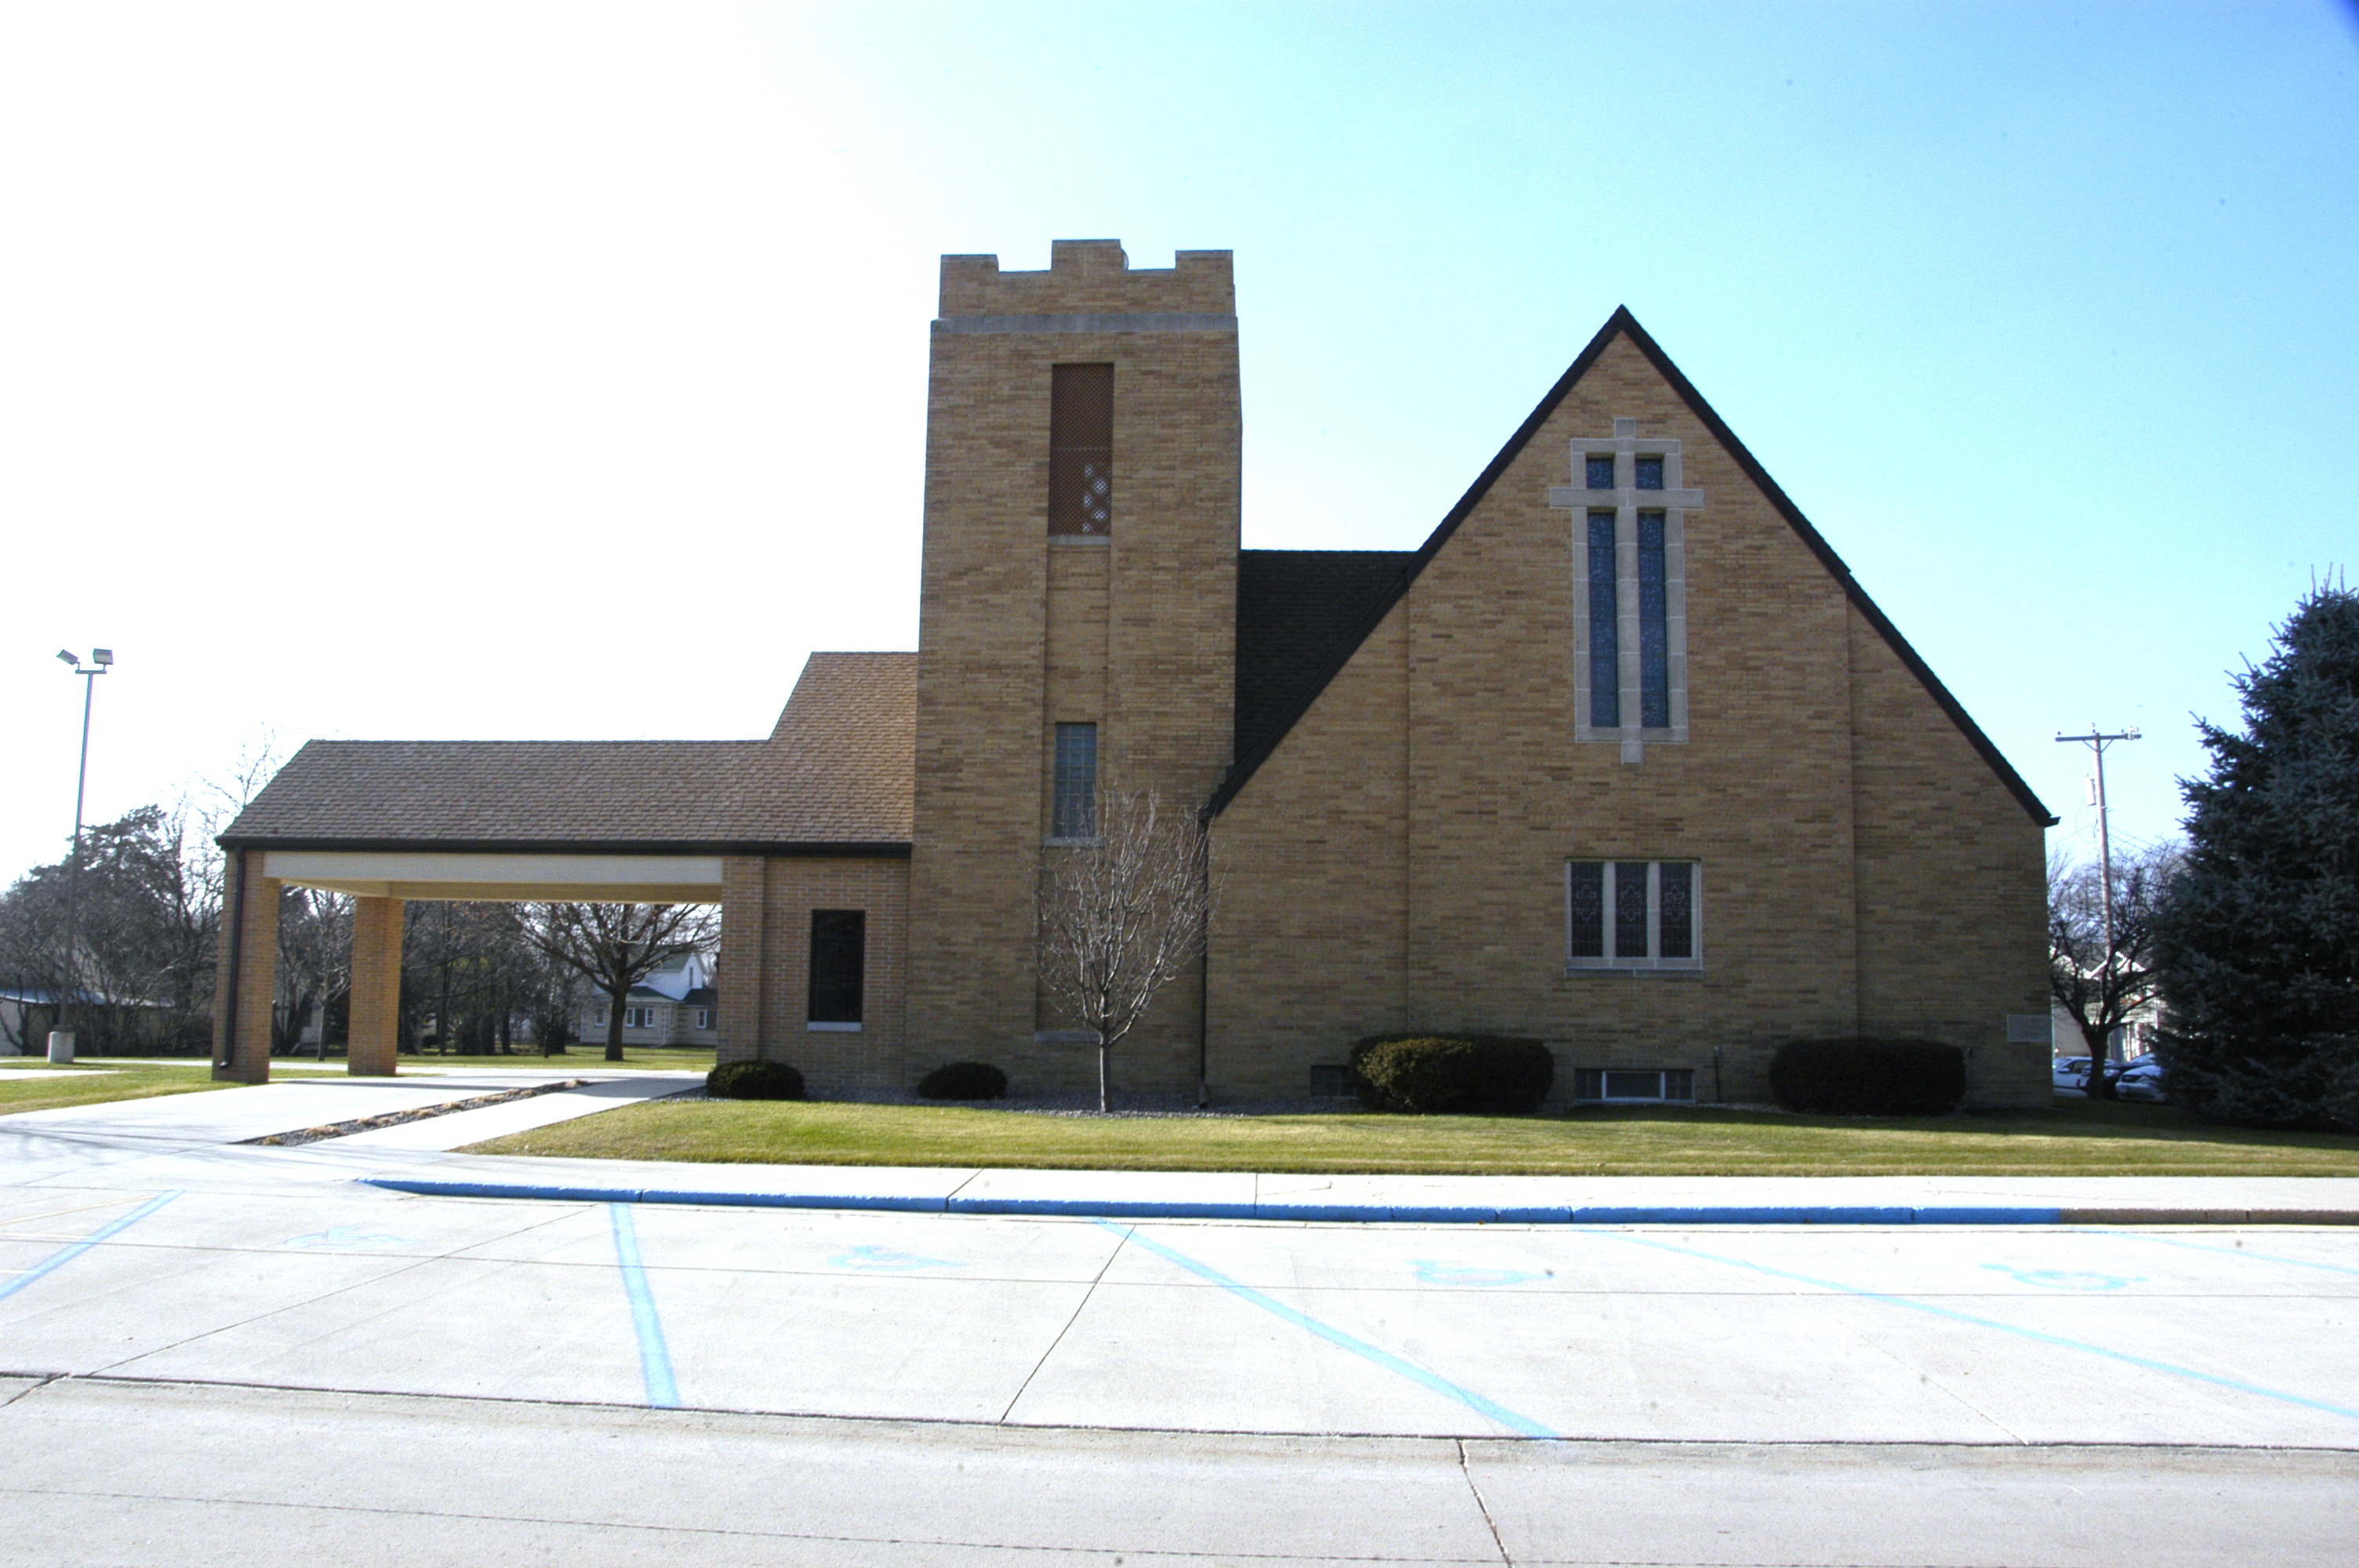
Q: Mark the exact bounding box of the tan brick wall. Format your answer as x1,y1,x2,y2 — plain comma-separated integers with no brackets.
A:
911,241,1238,1097
715,855,768,1065
347,895,404,1076
754,856,909,1097
210,850,279,1083
1208,335,2047,1107
1848,607,2053,1106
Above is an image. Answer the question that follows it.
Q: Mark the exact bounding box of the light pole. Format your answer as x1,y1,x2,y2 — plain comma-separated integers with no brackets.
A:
52,648,113,1064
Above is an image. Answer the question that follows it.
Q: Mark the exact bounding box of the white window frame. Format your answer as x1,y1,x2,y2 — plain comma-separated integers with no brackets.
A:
695,1007,711,1030
1566,859,1703,974
1574,1068,1697,1102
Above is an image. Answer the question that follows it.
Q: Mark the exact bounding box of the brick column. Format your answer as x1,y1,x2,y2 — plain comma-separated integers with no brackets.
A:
347,895,405,1076
211,851,281,1083
716,856,768,1064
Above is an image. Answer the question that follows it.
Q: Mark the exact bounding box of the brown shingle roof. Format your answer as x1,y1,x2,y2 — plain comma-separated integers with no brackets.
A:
220,652,916,852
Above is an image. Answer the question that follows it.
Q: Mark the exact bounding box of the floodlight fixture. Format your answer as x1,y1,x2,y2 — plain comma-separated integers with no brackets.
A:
93,648,113,666
57,649,78,667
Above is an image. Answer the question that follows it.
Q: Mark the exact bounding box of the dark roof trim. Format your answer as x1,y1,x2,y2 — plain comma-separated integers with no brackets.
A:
216,837,911,859
1206,306,2055,827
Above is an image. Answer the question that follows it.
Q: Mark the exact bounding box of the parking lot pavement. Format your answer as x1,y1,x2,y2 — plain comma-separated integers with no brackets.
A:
2,1180,2356,1448
2,1099,2355,1562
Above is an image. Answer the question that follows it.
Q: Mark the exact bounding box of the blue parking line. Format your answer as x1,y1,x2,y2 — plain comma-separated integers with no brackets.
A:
1587,1228,2359,1425
2088,1229,2359,1279
0,1192,179,1305
1096,1219,1558,1438
609,1203,680,1409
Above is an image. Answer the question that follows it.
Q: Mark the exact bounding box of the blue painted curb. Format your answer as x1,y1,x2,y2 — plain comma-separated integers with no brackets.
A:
359,1176,2093,1225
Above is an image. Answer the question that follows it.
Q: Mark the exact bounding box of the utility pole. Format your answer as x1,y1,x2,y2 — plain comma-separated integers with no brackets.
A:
2056,725,2139,1059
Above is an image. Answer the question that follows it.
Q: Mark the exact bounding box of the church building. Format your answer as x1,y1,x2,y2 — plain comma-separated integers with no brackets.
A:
217,239,2055,1107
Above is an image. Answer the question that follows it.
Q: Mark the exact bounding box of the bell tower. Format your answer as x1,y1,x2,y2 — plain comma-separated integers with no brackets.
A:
907,240,1241,1090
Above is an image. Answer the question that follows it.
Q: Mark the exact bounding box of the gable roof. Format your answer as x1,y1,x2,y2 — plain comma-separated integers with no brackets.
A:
220,651,918,854
1234,549,1416,764
1207,307,2055,826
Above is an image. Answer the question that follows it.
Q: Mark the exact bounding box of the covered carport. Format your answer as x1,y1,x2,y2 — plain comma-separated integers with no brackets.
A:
210,654,915,1086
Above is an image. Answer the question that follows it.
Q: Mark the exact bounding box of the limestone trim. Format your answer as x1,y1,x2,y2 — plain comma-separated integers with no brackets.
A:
933,314,1238,336
1551,417,1701,754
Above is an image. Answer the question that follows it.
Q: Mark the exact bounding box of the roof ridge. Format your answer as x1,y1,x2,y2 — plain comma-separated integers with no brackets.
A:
1206,307,2054,826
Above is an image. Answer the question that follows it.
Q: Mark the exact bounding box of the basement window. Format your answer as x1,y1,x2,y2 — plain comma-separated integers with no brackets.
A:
1574,1069,1696,1103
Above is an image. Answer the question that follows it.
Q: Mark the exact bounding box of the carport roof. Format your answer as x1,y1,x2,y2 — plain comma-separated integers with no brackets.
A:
220,652,915,855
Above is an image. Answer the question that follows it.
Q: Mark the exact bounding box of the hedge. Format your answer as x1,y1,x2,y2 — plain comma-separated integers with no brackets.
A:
1767,1037,1964,1116
917,1061,1009,1101
1349,1034,1554,1115
705,1060,805,1101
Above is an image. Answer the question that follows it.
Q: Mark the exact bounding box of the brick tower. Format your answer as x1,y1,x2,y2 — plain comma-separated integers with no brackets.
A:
907,240,1241,1091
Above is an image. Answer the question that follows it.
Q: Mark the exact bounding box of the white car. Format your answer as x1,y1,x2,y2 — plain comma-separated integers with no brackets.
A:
2114,1058,2168,1104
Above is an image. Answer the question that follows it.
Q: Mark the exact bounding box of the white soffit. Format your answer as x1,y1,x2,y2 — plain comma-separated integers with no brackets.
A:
263,851,725,903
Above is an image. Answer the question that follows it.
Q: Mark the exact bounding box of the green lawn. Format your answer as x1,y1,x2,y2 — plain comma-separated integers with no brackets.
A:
0,1061,234,1116
463,1095,2359,1177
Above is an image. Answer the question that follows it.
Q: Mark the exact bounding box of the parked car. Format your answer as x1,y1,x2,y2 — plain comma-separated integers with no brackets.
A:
2114,1058,2168,1104
2053,1057,2093,1091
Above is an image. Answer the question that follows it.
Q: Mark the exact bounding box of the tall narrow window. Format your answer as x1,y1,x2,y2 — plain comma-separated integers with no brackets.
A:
1657,862,1695,960
809,910,865,1026
1587,514,1619,729
1052,721,1098,839
1637,512,1669,729
1049,363,1113,535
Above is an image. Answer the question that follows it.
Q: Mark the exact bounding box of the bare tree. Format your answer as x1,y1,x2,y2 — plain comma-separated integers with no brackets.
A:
522,902,718,1063
1037,789,1212,1112
2050,844,2181,1101
275,887,353,1057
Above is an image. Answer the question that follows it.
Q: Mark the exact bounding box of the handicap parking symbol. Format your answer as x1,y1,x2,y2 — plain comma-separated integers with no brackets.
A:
830,1244,961,1272
1413,1260,1542,1287
1981,1263,2142,1290
285,1227,413,1250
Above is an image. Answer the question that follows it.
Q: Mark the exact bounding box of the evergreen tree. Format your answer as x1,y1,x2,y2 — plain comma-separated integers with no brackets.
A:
2153,583,2359,1129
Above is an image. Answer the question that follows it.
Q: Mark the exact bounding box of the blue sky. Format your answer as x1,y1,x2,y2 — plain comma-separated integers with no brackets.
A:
3,1,2354,882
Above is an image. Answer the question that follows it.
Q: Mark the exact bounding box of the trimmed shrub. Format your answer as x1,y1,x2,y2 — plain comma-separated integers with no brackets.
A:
917,1061,1009,1101
1349,1034,1554,1115
705,1060,805,1101
1768,1038,1965,1116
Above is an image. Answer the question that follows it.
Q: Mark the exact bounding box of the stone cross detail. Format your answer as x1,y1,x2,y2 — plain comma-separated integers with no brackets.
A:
1548,418,1704,764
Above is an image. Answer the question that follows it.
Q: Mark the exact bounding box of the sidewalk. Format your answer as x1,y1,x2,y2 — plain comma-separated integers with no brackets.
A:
363,1155,2359,1225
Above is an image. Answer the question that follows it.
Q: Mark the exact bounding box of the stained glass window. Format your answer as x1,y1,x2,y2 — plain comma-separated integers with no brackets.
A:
1658,861,1694,959
1567,862,1605,958
1586,455,1615,489
1568,861,1700,967
1052,722,1098,838
1615,862,1652,959
1638,512,1669,729
1588,514,1619,729
1634,456,1664,491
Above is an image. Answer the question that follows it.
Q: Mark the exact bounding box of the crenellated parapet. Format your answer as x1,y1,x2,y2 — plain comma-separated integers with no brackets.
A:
938,239,1234,322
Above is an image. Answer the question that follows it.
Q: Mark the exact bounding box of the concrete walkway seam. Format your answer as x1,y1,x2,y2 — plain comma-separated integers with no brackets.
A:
354,1178,2359,1225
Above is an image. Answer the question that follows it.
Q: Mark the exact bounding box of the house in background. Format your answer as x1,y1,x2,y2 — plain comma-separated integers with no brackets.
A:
578,951,719,1049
